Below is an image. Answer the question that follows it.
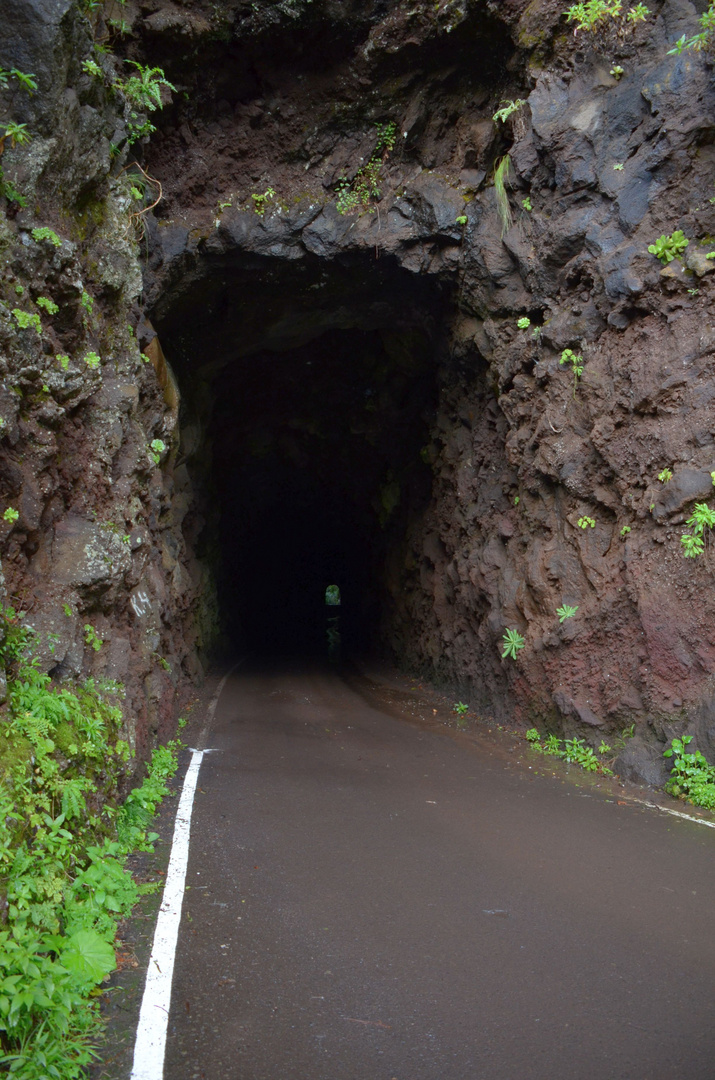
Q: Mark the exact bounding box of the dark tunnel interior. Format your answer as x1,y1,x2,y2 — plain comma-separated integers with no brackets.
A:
155,255,448,660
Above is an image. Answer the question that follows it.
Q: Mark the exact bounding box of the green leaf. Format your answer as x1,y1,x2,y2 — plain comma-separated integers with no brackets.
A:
60,930,116,983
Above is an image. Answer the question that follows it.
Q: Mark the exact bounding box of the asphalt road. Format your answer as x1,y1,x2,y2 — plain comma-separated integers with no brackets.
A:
163,662,715,1080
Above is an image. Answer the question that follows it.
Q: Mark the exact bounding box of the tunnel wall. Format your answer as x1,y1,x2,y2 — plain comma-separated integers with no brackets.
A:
3,0,715,780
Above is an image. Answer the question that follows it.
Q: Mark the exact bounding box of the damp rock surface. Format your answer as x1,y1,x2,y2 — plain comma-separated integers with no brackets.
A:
2,0,715,780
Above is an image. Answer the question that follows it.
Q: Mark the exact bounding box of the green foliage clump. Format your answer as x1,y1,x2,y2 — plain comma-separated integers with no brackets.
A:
492,99,525,124
117,62,175,145
11,310,40,333
35,297,58,316
556,604,578,622
664,736,715,808
578,516,595,529
149,438,166,465
668,0,715,53
648,231,688,264
560,348,584,395
680,502,715,558
335,122,397,215
526,730,613,774
501,628,525,659
3,508,19,524
0,608,181,1075
251,188,275,216
83,352,101,371
658,467,672,483
564,0,650,33
30,228,61,248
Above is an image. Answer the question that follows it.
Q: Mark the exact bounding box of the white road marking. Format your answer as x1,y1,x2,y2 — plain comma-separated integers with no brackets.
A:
130,748,204,1080
638,800,715,829
131,660,243,1079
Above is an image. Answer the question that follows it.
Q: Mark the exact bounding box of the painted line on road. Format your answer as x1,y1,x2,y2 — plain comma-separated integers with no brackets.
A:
131,660,243,1079
130,748,204,1080
638,799,715,829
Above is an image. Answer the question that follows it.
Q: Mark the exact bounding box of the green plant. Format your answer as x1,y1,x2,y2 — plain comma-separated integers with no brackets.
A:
556,604,578,622
517,316,531,329
453,702,469,716
492,99,525,124
335,122,397,215
514,495,520,506
251,187,275,216
560,348,584,395
648,231,689,264
667,0,715,52
501,628,525,659
564,0,649,33
1,122,31,149
455,214,467,225
83,625,103,652
12,309,41,333
0,604,182,1073
493,155,513,235
680,502,715,557
613,162,624,170
149,438,166,465
526,730,613,774
81,59,103,78
118,62,175,144
31,227,61,248
3,507,19,523
35,297,58,315
0,68,37,94
610,64,624,78
620,525,631,537
578,516,595,529
522,196,532,211
80,291,94,315
56,354,70,371
658,467,673,483
83,352,101,370
664,736,715,808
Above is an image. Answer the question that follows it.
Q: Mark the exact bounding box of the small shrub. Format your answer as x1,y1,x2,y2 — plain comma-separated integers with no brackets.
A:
149,438,166,464
501,628,525,659
560,348,584,395
664,736,715,809
12,309,41,332
680,502,715,558
83,624,103,652
492,99,525,124
251,188,275,216
648,231,688,264
35,296,59,315
31,227,61,247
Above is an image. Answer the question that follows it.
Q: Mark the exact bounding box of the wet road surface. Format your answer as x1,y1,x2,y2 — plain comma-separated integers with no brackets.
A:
164,663,715,1079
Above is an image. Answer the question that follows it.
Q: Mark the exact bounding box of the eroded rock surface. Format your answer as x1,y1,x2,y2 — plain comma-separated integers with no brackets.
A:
3,0,715,780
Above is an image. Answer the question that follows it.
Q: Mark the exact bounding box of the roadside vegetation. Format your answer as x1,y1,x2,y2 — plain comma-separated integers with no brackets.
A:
0,608,180,1078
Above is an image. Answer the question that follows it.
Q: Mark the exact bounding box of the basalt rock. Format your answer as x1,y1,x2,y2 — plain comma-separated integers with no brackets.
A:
3,0,715,783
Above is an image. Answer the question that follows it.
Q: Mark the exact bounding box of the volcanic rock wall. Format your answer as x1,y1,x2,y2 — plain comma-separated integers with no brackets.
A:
3,0,715,781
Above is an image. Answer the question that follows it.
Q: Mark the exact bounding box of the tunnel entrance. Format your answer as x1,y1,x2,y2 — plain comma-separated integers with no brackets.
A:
153,253,449,661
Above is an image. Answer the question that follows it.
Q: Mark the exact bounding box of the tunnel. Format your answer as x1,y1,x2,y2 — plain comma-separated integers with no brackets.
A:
152,250,451,661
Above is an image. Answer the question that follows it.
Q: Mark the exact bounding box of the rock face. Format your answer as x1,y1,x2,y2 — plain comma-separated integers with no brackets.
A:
4,0,715,781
